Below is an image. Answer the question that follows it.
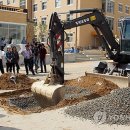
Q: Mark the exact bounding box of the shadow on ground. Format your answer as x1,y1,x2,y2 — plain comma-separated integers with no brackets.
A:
0,114,6,118
28,73,48,77
0,126,21,130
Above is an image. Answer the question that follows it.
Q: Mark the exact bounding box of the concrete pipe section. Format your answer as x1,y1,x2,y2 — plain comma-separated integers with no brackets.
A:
31,80,65,108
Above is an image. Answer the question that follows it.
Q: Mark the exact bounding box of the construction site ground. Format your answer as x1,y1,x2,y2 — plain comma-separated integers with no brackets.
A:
0,59,130,130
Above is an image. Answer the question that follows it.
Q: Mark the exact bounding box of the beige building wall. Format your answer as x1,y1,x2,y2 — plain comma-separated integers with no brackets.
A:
32,0,130,48
0,0,34,43
32,0,78,48
2,0,130,48
0,10,27,23
0,6,27,45
105,0,130,36
0,0,19,7
78,0,102,48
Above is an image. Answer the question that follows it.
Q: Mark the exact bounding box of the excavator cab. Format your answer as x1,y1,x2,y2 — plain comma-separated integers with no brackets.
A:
120,18,130,53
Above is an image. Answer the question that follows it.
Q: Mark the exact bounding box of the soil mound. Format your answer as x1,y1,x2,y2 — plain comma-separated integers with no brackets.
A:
0,73,35,90
64,75,118,96
0,75,119,114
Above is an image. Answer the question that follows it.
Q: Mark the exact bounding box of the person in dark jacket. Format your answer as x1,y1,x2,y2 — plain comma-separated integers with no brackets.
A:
39,44,47,73
6,45,14,73
12,46,20,74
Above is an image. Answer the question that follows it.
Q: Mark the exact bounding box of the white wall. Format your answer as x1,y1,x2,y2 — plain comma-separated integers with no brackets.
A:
2,53,76,66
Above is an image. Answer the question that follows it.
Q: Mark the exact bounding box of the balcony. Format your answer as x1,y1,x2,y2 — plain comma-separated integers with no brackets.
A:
0,4,27,13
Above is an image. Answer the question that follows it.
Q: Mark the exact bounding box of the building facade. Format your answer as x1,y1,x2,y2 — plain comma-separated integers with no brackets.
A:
1,0,130,49
0,4,27,45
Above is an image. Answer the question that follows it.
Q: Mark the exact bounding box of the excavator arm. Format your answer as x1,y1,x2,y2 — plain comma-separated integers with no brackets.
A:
48,12,64,84
64,9,120,60
48,8,120,84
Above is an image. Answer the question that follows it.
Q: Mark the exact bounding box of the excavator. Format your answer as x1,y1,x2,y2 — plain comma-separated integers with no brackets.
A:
31,8,130,106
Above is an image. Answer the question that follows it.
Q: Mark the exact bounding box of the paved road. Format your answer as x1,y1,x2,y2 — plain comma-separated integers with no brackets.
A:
1,61,129,130
19,60,100,80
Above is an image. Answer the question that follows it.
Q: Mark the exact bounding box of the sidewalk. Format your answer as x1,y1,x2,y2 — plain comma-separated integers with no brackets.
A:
18,60,99,80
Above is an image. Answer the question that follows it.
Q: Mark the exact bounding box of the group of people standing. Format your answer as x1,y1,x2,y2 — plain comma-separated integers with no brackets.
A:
0,45,20,74
0,42,47,76
21,43,47,75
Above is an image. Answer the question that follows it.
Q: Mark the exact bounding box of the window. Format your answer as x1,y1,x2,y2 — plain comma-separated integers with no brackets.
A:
66,14,73,21
34,35,37,41
125,6,129,14
107,17,114,30
118,4,123,12
121,20,130,52
107,0,114,13
58,14,61,19
66,33,73,42
102,0,106,12
42,1,47,10
7,0,10,4
67,0,73,5
55,0,61,7
118,19,122,28
123,20,130,39
0,23,26,44
33,18,37,25
13,0,15,3
0,1,3,4
42,35,47,42
42,17,46,25
33,4,37,12
20,0,26,6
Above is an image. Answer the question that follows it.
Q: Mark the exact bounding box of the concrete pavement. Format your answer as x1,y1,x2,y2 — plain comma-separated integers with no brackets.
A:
0,61,129,130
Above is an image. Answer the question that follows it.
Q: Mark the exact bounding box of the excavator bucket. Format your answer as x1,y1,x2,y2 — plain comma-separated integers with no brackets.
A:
31,78,65,108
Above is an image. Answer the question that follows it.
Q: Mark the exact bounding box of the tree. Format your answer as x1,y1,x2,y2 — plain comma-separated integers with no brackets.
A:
34,22,47,42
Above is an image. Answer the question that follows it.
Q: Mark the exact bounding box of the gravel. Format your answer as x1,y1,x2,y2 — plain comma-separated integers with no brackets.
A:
64,86,93,100
7,86,93,110
9,95,39,109
65,87,130,125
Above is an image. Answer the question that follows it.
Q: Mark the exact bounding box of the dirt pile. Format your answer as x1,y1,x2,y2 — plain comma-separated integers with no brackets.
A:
0,75,119,114
64,75,118,96
0,73,36,90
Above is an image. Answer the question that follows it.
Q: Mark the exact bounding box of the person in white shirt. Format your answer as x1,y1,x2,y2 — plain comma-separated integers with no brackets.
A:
0,46,5,74
21,44,35,75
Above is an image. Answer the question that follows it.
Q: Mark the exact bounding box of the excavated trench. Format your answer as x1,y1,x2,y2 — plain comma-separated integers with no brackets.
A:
0,73,119,114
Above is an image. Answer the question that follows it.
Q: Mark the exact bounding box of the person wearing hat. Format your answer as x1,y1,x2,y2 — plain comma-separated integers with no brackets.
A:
5,45,14,73
21,44,35,75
